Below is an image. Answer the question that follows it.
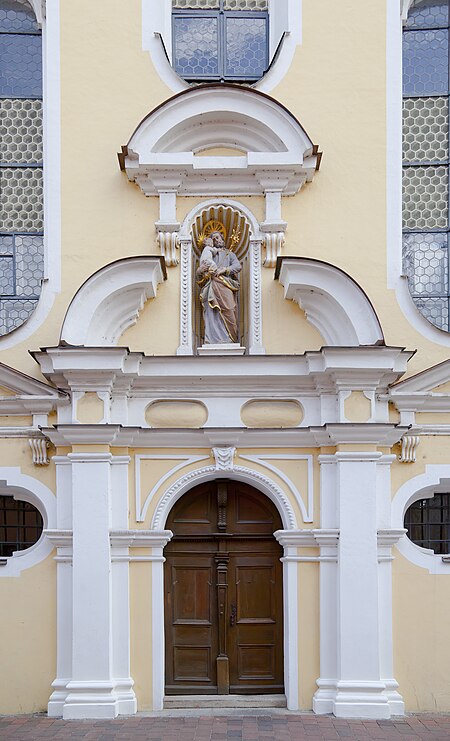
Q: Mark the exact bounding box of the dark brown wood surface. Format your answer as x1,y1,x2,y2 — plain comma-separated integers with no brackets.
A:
164,480,284,695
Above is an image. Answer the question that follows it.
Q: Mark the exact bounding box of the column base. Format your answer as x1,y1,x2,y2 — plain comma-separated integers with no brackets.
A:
313,680,395,719
47,680,70,718
50,680,137,720
384,679,405,716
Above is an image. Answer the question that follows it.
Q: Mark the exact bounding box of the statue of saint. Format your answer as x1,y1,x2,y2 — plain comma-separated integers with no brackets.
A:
197,230,242,344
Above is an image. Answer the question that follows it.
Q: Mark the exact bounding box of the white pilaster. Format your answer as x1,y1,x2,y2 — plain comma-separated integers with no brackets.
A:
177,238,193,355
313,452,398,719
147,532,173,710
47,456,73,717
48,452,137,720
248,239,265,355
275,531,299,710
376,455,405,716
63,453,116,719
110,457,137,715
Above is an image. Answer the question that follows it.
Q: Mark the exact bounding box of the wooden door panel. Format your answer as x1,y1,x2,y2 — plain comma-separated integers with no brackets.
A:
235,565,276,623
172,566,211,623
238,645,275,680
165,555,217,693
228,552,283,693
174,647,212,681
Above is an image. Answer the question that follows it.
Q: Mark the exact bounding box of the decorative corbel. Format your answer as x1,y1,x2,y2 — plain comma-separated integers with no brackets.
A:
263,231,286,268
155,187,181,267
29,437,50,466
157,230,179,267
398,434,420,463
259,186,287,268
213,447,236,471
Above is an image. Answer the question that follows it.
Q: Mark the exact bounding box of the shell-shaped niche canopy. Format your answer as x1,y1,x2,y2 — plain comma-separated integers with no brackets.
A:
191,204,251,262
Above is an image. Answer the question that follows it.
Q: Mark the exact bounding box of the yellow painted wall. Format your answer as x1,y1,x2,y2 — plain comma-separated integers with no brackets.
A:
0,554,56,713
393,553,450,711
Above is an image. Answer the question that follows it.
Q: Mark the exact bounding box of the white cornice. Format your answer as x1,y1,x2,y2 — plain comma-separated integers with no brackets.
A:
390,359,450,393
33,346,413,397
40,423,409,449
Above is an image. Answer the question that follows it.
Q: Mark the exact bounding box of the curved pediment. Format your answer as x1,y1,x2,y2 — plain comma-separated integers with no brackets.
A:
276,257,385,347
60,257,166,347
119,84,321,197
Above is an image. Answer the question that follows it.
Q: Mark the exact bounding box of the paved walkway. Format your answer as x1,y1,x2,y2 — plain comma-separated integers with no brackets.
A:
1,713,450,741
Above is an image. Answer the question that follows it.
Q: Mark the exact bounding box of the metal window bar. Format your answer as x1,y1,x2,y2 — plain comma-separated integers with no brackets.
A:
404,493,450,554
0,495,43,558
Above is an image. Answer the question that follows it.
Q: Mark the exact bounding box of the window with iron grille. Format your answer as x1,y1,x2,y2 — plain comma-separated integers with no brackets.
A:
0,0,44,336
0,495,43,558
404,492,450,554
172,0,269,82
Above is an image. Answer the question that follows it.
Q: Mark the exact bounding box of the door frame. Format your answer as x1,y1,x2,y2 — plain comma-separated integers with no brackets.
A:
147,465,303,711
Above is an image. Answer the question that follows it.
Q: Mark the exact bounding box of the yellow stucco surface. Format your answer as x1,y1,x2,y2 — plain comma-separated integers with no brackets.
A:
0,554,56,713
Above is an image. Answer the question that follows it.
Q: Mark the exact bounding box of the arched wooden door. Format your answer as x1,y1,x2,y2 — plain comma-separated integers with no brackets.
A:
164,480,284,695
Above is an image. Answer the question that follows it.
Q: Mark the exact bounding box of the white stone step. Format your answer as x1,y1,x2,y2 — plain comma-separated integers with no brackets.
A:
164,694,287,709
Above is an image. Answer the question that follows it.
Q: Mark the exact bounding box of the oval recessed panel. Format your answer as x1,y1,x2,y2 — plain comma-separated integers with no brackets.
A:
241,400,303,428
146,400,208,429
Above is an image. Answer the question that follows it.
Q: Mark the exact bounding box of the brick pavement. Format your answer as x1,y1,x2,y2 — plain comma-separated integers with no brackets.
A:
1,714,450,741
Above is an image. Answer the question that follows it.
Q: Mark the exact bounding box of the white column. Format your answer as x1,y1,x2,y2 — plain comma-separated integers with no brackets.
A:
248,239,265,355
376,455,405,716
274,531,299,710
312,529,339,714
110,457,137,715
177,238,193,355
149,532,173,710
62,452,117,719
47,456,73,717
314,452,392,719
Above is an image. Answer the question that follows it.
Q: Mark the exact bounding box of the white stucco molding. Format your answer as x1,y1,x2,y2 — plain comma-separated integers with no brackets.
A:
276,257,385,346
401,0,414,21
29,0,45,24
60,257,166,347
0,469,56,577
142,0,302,96
151,464,298,531
119,84,320,198
392,466,450,574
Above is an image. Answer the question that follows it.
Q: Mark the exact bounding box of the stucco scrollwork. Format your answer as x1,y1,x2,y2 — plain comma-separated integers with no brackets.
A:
213,447,236,470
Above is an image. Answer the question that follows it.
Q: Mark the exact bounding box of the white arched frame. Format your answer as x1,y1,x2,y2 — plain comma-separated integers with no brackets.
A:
0,468,56,577
392,465,450,574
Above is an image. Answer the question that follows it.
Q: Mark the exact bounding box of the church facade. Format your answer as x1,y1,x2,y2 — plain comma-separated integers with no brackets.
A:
1,0,450,721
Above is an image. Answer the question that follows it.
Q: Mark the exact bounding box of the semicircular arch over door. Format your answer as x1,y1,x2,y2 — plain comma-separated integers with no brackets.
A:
164,479,284,695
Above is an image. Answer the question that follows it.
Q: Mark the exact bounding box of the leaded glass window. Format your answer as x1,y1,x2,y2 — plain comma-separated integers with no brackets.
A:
0,0,43,336
404,493,450,554
402,1,450,331
172,0,269,82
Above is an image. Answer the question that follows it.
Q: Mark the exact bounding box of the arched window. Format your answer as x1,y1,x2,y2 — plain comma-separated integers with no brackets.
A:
172,0,269,83
0,494,43,559
0,0,44,335
404,491,450,554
